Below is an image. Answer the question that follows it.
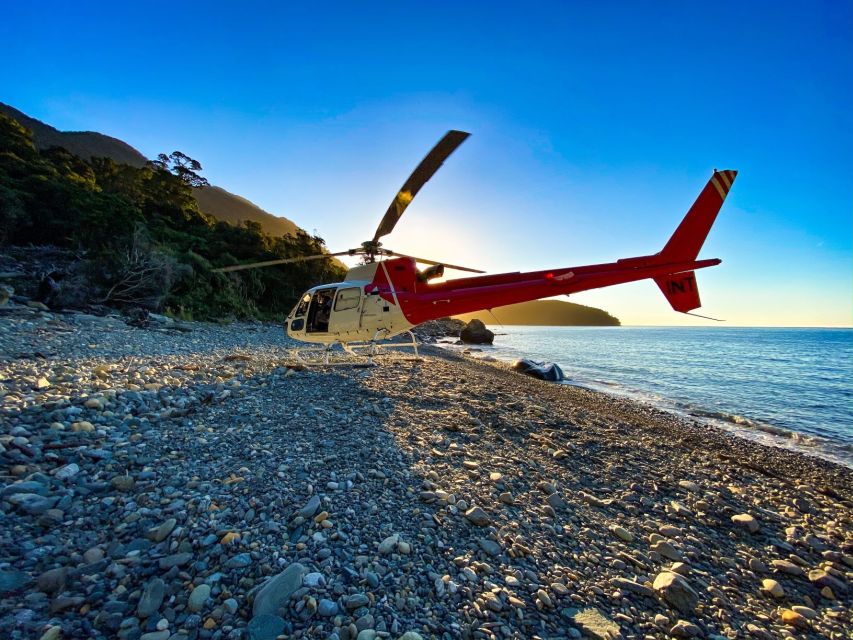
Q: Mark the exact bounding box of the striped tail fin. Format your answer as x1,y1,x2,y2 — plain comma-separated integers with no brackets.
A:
660,169,737,262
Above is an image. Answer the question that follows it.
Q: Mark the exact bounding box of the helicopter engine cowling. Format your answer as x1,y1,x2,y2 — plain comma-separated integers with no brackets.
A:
418,263,444,282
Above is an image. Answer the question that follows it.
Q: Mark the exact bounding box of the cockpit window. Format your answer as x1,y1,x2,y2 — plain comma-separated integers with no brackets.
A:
334,287,361,311
293,293,311,317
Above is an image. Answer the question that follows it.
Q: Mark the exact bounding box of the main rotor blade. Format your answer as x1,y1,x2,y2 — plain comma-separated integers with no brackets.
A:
373,130,470,243
213,250,357,273
381,249,485,274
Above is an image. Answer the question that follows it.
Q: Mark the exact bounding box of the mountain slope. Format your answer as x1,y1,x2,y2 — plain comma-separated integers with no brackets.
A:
0,102,301,238
455,299,620,326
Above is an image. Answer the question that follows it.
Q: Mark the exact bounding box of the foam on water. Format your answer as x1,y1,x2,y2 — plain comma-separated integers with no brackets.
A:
437,327,853,468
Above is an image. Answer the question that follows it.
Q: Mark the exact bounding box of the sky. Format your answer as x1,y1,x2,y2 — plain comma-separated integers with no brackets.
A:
2,1,851,326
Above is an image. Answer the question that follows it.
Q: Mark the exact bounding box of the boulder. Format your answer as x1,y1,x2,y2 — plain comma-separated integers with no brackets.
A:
512,358,564,382
653,571,699,613
460,319,494,345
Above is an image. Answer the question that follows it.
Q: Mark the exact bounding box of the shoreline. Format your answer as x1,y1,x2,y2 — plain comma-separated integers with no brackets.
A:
1,309,851,639
426,327,853,471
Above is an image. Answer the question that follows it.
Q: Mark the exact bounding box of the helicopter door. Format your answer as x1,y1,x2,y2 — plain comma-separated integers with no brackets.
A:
306,288,337,333
327,287,361,337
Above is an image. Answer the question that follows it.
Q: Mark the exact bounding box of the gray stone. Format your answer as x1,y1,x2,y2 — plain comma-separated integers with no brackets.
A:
345,593,370,610
7,493,55,515
158,552,192,569
226,553,253,568
464,506,491,526
297,495,321,518
137,578,166,618
653,572,699,613
572,608,621,639
252,563,305,616
318,598,338,616
611,577,654,598
0,570,31,595
477,538,502,556
147,518,176,542
188,584,211,612
247,614,286,640
37,568,66,594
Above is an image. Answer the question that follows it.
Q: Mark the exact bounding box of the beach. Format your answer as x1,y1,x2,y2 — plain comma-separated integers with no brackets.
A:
1,306,851,639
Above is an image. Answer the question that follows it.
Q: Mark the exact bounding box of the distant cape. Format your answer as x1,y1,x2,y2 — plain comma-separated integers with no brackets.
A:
455,299,620,326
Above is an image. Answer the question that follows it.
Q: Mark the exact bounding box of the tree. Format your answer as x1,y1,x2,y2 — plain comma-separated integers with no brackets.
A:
149,151,210,187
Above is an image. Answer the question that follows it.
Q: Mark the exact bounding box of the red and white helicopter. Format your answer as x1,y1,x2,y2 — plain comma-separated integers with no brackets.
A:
217,131,736,360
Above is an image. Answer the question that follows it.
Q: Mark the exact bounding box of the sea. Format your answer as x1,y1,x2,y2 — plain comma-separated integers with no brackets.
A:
437,327,853,468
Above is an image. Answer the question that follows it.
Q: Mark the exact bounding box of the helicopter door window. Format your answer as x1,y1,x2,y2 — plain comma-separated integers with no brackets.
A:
334,287,360,312
307,288,336,333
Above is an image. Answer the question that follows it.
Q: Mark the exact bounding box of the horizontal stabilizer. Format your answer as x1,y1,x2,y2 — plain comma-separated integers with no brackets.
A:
655,270,701,313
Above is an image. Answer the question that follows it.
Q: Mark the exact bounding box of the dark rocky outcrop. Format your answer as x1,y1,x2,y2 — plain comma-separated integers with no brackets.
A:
460,319,494,344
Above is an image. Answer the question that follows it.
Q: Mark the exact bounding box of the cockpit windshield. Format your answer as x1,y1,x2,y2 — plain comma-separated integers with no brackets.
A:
292,293,311,318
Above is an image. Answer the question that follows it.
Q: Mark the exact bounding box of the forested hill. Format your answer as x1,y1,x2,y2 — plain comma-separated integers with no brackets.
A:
0,111,345,319
455,299,620,326
0,103,299,238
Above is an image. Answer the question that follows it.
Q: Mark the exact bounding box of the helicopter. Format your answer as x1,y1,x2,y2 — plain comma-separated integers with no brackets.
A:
215,130,736,357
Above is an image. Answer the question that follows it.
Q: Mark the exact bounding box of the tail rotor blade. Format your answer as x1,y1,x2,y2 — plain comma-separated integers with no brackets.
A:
372,130,470,242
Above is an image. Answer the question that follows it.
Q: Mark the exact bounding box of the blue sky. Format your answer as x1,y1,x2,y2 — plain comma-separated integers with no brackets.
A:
2,1,851,325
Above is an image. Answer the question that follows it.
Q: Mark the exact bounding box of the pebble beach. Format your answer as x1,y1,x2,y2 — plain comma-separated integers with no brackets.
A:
1,304,851,640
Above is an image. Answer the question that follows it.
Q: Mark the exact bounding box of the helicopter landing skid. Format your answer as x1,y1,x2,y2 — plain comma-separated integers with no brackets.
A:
291,331,422,367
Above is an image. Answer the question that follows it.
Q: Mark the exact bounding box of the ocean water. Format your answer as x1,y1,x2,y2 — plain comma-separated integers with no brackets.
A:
439,327,853,467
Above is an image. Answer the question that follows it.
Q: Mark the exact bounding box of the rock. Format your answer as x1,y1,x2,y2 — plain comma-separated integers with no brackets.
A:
188,584,211,612
652,540,683,561
137,577,166,618
760,579,784,599
397,634,424,640
670,619,702,638
297,495,321,518
345,593,370,610
39,626,61,640
303,572,325,587
499,492,514,505
653,571,699,613
611,577,654,598
252,563,305,616
464,506,491,526
318,598,338,616
84,547,104,564
147,518,177,542
159,552,192,569
0,570,31,595
378,534,399,555
536,589,552,607
791,605,817,619
808,569,846,593
247,614,286,640
226,553,253,568
140,632,170,640
460,319,494,345
610,525,633,542
71,421,95,432
771,560,804,576
54,463,80,480
37,567,66,594
572,608,621,639
111,475,135,491
780,609,808,629
35,377,51,389
731,513,759,533
7,493,54,515
546,492,568,510
478,537,502,556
